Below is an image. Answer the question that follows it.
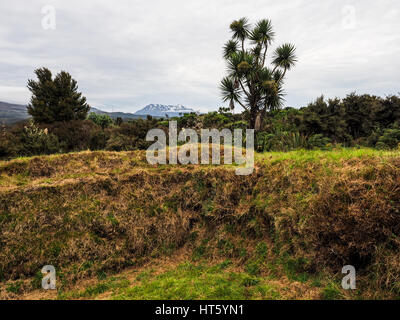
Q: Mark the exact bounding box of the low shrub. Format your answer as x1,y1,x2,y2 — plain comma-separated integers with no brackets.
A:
16,120,60,156
88,113,114,129
0,127,19,158
255,130,331,152
45,120,102,152
376,128,400,149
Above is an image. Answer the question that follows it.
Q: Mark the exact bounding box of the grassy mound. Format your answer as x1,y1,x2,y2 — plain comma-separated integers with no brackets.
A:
0,148,399,299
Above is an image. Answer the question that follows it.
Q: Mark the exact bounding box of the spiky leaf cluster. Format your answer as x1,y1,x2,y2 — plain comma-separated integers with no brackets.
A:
220,17,297,128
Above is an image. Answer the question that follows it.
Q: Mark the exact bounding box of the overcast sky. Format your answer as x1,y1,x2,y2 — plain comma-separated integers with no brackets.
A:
0,0,399,113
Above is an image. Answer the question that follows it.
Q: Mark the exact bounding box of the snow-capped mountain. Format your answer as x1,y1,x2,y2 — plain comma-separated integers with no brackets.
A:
134,104,195,117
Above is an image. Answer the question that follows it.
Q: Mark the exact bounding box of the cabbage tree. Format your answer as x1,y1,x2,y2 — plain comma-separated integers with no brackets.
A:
220,18,297,130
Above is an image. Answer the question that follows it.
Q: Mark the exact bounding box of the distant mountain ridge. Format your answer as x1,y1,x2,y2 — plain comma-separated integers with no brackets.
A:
89,107,144,120
0,101,196,124
0,101,29,124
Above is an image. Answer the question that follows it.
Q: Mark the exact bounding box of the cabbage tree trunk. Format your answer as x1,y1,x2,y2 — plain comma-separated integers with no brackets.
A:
250,110,264,132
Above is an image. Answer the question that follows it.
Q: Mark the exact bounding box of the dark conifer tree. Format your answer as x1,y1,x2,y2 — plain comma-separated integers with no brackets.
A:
27,67,90,123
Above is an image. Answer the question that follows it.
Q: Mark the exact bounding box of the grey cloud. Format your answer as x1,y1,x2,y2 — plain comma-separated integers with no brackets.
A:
0,0,399,111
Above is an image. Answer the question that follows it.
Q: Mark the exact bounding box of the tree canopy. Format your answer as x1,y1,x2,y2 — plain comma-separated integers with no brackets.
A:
27,68,90,123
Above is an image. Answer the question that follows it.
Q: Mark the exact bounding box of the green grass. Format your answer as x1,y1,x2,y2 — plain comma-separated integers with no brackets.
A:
256,147,400,165
61,262,280,300
56,262,283,300
113,262,280,300
321,282,344,300
58,276,130,299
6,281,24,294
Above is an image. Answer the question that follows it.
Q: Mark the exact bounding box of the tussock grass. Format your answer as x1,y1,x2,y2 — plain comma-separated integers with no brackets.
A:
0,148,399,299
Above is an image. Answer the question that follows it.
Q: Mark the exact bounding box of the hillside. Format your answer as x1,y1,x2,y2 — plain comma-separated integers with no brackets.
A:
0,101,195,125
89,107,145,120
0,101,29,124
0,148,399,300
0,101,146,124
